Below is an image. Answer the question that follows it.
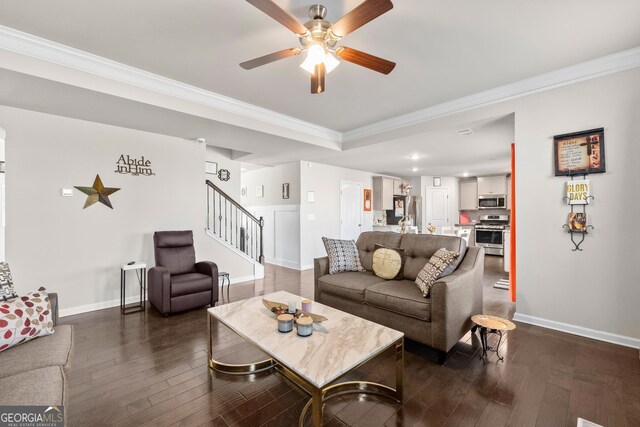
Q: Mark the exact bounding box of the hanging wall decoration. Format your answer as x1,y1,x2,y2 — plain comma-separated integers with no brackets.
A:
217,169,231,181
74,175,121,209
282,183,290,199
114,154,155,176
363,189,372,211
554,128,605,176
205,161,218,175
566,179,590,205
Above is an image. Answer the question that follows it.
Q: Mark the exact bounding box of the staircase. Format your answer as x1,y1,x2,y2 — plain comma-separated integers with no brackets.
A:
206,180,264,264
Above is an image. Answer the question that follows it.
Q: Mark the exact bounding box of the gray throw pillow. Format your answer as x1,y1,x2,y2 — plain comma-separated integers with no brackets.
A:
415,248,460,297
322,237,365,275
438,238,467,278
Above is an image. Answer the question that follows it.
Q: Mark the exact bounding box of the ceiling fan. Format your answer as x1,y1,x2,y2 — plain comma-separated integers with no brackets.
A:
240,0,396,94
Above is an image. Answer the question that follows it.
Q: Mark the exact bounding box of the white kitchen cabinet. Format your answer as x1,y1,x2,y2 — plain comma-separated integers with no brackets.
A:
373,177,394,210
459,179,478,210
478,175,507,195
393,180,404,196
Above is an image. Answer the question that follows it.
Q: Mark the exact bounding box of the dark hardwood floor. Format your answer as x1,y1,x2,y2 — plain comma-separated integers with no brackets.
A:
60,257,640,426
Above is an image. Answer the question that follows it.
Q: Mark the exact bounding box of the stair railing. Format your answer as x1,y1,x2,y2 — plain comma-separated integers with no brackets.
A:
206,180,264,264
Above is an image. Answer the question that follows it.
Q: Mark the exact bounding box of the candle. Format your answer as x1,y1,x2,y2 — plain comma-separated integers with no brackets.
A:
277,314,294,333
301,299,312,313
296,316,313,337
287,300,296,313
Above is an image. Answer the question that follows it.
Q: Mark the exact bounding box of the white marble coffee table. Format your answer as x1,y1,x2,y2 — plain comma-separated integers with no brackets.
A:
207,290,404,426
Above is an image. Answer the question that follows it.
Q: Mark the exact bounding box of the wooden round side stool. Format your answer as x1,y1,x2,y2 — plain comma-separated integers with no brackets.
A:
471,314,516,361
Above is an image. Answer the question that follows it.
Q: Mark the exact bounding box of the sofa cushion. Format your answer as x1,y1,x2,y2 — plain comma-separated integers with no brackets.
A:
415,249,460,297
401,234,466,281
0,366,65,406
356,232,403,272
170,273,213,297
0,324,73,379
317,271,385,303
0,291,55,353
322,237,364,274
372,244,405,280
365,280,432,321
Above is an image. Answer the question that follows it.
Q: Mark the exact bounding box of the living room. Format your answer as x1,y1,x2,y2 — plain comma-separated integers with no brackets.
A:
0,1,639,426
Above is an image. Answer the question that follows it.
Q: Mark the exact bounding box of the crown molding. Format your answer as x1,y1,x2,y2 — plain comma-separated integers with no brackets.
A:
342,46,640,143
1,24,638,148
0,25,342,145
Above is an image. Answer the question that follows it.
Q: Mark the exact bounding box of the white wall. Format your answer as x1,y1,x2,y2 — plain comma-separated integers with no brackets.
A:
1,106,257,316
205,146,241,201
241,162,300,206
389,68,640,346
300,161,375,269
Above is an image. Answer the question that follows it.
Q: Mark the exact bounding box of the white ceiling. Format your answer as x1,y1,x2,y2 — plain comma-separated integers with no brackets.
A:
1,0,638,132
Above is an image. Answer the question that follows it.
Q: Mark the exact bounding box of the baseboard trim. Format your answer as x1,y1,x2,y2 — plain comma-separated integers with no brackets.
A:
60,295,143,318
513,312,640,349
265,258,302,271
300,264,314,271
60,274,258,317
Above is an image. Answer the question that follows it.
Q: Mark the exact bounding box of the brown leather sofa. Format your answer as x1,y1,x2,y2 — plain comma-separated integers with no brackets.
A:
314,232,484,362
148,231,219,316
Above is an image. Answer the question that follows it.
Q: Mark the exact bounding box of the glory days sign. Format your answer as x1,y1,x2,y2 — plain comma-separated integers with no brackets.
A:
115,154,155,176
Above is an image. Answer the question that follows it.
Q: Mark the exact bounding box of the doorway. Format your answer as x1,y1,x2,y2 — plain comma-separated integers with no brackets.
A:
425,187,450,227
339,181,362,241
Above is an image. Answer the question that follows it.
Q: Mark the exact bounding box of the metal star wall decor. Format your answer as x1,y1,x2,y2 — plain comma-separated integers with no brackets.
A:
74,175,121,209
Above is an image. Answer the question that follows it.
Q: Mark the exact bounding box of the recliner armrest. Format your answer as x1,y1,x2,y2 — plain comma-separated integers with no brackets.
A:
195,261,219,305
148,266,171,315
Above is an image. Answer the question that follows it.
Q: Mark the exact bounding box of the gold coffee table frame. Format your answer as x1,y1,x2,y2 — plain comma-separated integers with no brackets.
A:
207,313,403,427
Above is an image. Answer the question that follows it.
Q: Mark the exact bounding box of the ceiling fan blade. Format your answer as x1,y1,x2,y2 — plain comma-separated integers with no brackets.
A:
240,48,302,70
335,47,396,74
329,0,393,38
311,63,326,94
245,0,309,35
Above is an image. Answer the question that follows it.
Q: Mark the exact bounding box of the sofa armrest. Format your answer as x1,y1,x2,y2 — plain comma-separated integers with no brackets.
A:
195,261,219,305
148,266,171,315
48,292,59,326
430,246,484,352
314,257,330,301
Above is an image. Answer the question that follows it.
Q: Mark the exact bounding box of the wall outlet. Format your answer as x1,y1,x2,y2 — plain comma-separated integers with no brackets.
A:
61,188,73,197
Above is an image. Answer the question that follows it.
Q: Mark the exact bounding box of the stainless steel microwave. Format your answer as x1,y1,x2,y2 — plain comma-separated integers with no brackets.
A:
478,195,507,209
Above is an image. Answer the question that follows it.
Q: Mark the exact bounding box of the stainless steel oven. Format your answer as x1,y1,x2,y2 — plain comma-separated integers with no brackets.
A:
478,195,506,210
475,228,504,255
475,214,509,256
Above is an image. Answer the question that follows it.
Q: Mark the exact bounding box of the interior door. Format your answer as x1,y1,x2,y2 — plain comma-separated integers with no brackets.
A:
425,187,450,227
340,181,362,241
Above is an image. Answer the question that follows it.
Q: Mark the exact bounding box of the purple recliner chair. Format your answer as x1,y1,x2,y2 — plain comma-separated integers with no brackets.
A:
148,230,219,316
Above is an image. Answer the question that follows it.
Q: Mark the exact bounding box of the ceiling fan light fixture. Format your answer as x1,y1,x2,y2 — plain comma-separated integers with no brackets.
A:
300,44,329,74
324,52,340,73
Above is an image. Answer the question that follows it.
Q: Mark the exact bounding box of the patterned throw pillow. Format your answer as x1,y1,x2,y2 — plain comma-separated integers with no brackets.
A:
0,262,18,302
372,244,405,280
415,249,460,297
322,237,364,275
0,290,55,352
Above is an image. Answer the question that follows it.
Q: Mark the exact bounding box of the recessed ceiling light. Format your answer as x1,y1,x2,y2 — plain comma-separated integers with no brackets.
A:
456,129,473,136
409,154,420,160
412,167,419,172
462,172,469,177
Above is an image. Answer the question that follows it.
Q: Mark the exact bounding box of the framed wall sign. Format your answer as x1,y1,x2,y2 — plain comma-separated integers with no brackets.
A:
363,188,372,211
205,161,218,175
433,177,441,187
554,128,605,176
256,185,264,198
566,179,590,205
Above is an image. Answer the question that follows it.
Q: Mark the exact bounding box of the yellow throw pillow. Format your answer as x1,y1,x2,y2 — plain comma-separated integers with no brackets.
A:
372,244,405,280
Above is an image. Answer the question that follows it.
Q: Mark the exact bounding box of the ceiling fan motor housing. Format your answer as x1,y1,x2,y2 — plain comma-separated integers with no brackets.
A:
299,4,339,49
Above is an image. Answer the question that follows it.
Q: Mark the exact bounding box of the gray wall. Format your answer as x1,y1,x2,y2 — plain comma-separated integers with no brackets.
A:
1,106,255,315
241,162,301,207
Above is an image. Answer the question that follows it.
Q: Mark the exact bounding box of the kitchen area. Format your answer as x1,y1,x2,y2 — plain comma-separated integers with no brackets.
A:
370,173,512,274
